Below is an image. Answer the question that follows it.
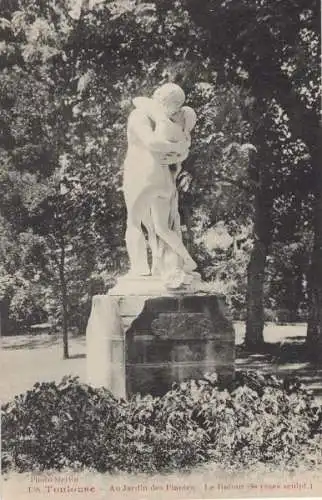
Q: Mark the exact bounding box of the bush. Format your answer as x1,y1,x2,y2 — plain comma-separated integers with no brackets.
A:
2,372,322,474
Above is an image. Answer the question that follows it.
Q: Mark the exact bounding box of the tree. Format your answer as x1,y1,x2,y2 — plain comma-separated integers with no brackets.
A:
2,0,318,358
185,0,321,352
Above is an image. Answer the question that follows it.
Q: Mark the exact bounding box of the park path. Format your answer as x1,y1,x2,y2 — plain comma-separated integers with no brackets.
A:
1,323,322,403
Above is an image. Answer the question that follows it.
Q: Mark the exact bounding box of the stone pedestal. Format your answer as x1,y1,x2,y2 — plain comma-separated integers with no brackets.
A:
86,295,126,398
86,277,235,398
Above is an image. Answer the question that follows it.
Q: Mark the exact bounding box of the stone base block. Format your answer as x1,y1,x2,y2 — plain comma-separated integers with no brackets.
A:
86,288,235,398
86,295,126,398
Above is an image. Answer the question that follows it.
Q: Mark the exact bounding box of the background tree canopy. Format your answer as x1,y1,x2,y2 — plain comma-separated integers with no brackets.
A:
0,0,320,360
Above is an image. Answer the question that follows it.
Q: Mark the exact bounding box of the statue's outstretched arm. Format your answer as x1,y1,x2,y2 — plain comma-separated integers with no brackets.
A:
128,110,188,155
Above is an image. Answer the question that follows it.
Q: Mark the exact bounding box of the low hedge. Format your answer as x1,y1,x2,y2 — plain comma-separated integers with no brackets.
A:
2,371,322,473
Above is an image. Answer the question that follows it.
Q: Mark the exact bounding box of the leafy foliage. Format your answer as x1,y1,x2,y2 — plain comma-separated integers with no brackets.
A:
2,372,322,474
0,0,257,335
0,0,320,349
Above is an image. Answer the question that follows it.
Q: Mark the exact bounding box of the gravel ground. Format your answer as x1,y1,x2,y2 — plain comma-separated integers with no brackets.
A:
2,322,322,404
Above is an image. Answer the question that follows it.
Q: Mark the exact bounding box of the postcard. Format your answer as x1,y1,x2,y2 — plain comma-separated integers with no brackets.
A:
1,0,321,499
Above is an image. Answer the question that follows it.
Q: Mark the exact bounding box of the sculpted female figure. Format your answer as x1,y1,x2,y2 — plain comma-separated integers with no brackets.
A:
123,83,197,287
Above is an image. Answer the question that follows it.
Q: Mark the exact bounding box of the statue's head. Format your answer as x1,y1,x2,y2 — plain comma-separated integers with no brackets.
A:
152,83,185,117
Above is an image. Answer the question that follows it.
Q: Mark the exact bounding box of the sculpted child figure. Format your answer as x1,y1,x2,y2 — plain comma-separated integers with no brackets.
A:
123,83,197,288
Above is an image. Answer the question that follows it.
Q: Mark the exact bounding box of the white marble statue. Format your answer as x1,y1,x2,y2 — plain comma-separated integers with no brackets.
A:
123,83,198,289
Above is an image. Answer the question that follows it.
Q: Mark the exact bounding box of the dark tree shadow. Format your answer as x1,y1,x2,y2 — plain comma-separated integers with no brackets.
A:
1,335,61,350
68,353,86,359
236,336,322,400
1,333,86,351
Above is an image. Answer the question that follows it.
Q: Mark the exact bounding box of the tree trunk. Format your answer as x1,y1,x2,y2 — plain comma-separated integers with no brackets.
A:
251,72,321,357
266,76,321,360
306,145,322,361
59,240,69,359
245,190,272,349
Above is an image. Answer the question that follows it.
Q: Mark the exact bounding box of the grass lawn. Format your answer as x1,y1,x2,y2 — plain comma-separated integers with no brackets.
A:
1,322,322,404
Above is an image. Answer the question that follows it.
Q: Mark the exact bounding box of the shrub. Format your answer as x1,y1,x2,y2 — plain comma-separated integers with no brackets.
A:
2,372,322,474
1,377,122,473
